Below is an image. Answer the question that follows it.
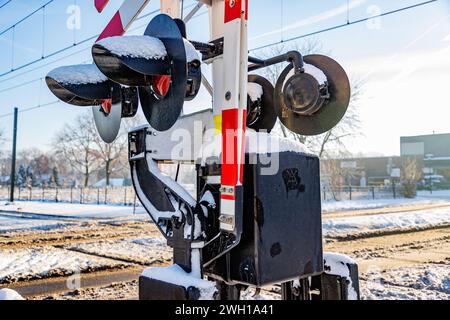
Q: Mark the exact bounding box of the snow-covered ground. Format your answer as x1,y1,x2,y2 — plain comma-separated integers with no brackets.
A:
323,206,450,237
0,201,147,219
0,195,448,299
0,247,129,283
0,216,75,233
0,201,150,233
322,196,450,213
2,197,450,237
240,264,450,300
65,237,171,265
361,264,449,300
417,189,450,199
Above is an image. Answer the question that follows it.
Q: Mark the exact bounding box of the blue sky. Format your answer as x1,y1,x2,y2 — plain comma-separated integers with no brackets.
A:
0,0,449,156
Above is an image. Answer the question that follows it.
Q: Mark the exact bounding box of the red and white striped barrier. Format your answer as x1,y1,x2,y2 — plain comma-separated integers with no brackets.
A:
220,0,249,232
96,0,151,41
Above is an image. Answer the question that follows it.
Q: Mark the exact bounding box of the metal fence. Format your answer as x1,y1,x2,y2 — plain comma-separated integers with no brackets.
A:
321,185,404,202
1,184,407,205
0,186,139,206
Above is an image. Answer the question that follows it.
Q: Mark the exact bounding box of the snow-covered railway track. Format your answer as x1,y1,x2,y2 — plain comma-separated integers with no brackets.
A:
323,203,450,219
0,221,159,249
326,223,450,241
1,267,145,299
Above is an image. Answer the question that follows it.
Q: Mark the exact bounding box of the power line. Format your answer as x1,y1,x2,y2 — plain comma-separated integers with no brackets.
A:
0,20,155,93
0,4,201,79
0,1,434,94
0,100,60,119
250,0,438,52
0,4,205,91
0,46,90,84
0,77,42,94
0,0,12,10
0,0,54,37
0,5,208,117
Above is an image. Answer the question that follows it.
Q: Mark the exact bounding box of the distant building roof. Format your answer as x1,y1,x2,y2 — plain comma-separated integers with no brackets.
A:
401,133,450,157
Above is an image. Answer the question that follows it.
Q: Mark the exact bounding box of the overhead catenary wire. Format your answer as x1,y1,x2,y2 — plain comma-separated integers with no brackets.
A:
0,3,204,119
0,3,205,92
0,0,436,80
250,0,438,52
0,3,199,79
0,0,12,10
0,0,438,117
42,4,46,58
0,0,54,37
0,77,43,94
0,100,60,119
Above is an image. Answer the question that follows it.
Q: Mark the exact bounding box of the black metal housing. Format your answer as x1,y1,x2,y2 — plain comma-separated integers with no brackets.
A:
247,75,277,132
45,77,120,107
139,14,188,132
204,151,323,287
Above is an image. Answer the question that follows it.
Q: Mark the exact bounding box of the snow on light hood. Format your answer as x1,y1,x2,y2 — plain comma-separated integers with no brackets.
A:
96,35,200,63
47,64,108,85
96,35,167,60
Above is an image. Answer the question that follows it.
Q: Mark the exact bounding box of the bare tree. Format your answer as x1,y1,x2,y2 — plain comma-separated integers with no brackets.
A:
401,156,422,198
53,114,100,187
320,158,355,201
89,124,128,187
258,40,363,158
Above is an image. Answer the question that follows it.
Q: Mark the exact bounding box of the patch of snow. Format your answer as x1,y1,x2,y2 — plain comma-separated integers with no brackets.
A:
361,280,449,300
284,63,328,88
361,264,450,300
65,237,170,264
323,206,450,237
184,39,201,63
193,214,203,240
0,247,128,283
0,216,74,234
0,201,147,220
142,264,217,300
200,191,216,209
303,63,327,84
417,189,450,200
322,197,450,213
247,82,263,102
47,64,108,85
190,249,202,279
323,252,358,300
0,288,24,300
97,35,167,60
246,131,313,155
364,264,450,294
201,130,314,161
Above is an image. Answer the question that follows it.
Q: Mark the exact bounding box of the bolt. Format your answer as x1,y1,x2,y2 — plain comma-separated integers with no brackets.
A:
229,0,235,8
225,91,232,101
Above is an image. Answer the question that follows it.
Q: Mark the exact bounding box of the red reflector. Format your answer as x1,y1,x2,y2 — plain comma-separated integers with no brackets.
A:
101,99,112,114
153,75,171,98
